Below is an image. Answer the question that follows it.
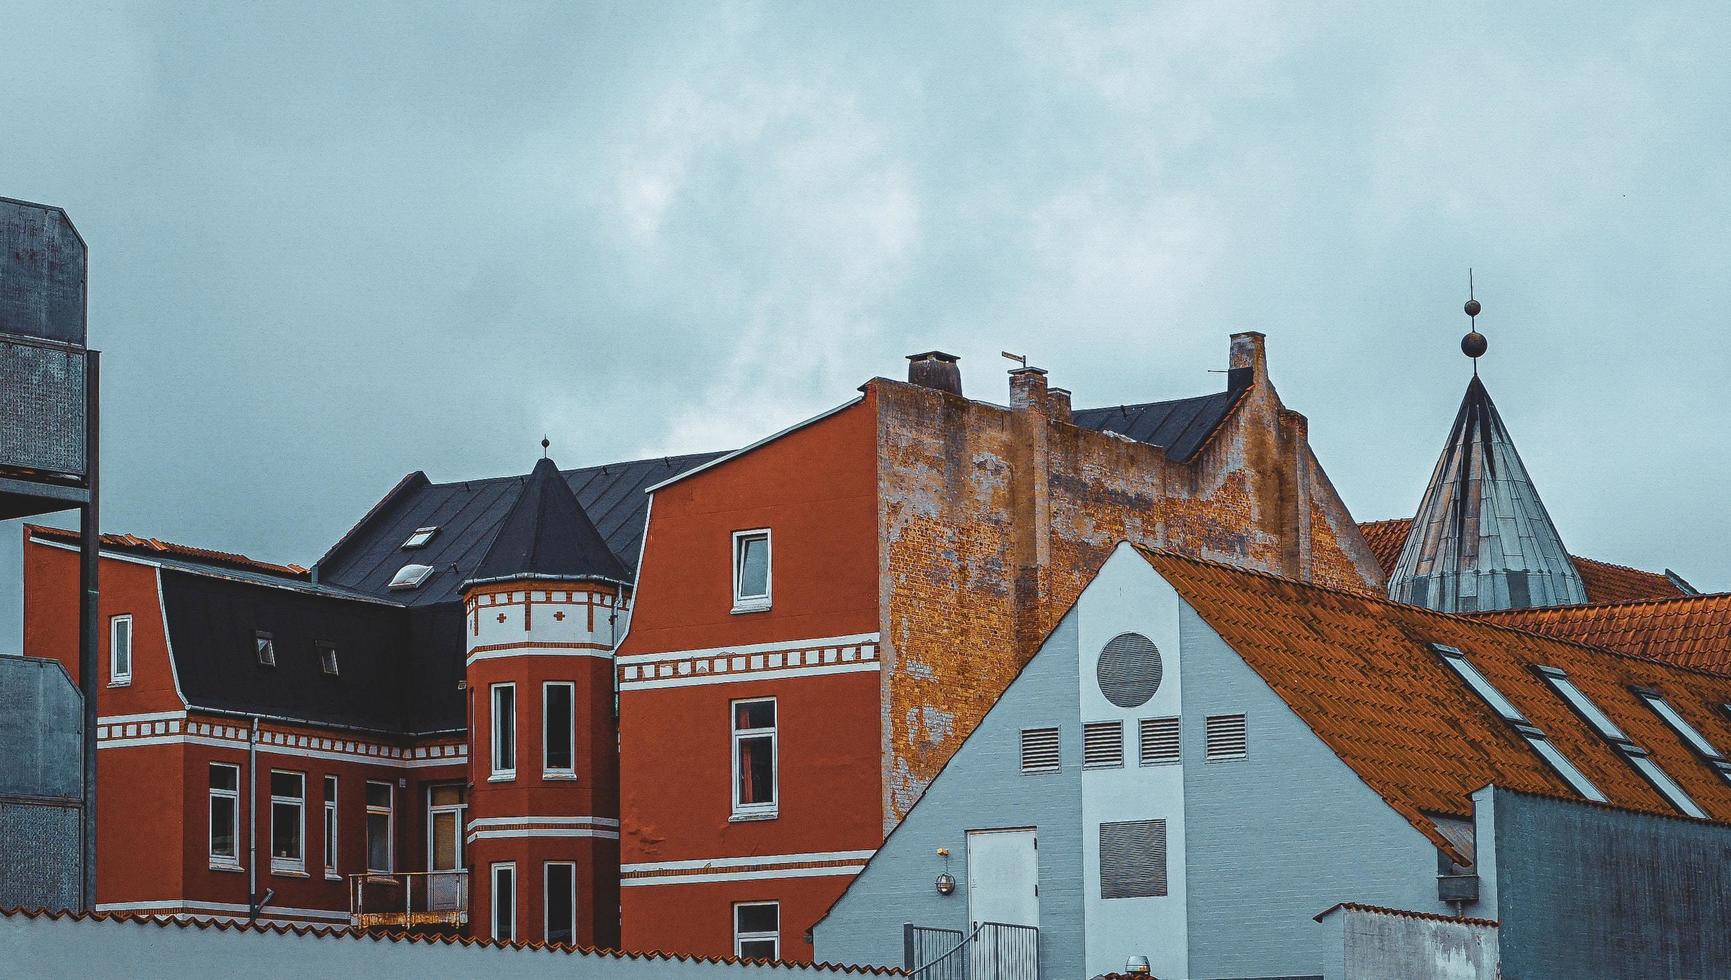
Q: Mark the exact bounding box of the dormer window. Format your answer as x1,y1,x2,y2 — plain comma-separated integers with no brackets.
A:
731,530,771,613
389,563,436,590
256,631,276,667
402,526,439,550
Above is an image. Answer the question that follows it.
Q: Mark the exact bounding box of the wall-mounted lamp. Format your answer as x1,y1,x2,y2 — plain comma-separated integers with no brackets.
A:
934,847,955,896
1124,954,1152,974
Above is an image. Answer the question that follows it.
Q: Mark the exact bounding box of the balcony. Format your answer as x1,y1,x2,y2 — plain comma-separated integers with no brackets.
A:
348,871,468,931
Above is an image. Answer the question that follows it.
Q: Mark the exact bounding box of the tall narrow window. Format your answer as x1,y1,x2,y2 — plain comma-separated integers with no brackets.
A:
491,683,517,779
732,699,777,818
544,681,575,777
734,902,780,960
427,785,467,873
1434,644,1606,802
545,862,577,945
731,530,772,612
209,763,241,868
323,775,338,879
270,771,306,874
108,615,132,686
366,781,393,873
491,863,516,941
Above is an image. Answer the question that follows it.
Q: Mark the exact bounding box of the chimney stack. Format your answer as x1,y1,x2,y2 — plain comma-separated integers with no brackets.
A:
1009,366,1049,412
907,351,962,396
1047,387,1072,423
1229,332,1267,388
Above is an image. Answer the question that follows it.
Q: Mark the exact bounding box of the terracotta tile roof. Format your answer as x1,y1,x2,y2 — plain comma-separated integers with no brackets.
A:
0,906,902,974
1356,517,1684,605
1312,902,1498,928
1139,549,1731,855
1475,593,1731,675
27,524,308,579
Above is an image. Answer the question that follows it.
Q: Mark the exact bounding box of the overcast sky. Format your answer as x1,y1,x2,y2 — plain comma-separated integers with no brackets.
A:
5,2,1730,649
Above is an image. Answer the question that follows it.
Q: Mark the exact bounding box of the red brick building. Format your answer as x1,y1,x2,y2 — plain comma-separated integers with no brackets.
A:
615,334,1388,960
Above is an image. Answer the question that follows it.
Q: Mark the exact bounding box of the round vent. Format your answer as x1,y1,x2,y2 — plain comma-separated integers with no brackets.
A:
1097,632,1162,708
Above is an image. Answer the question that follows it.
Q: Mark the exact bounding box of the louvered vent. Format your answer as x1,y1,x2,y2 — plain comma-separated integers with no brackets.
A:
1083,721,1124,768
1020,727,1060,773
1097,632,1162,708
1139,717,1180,766
1205,714,1248,761
1099,819,1167,899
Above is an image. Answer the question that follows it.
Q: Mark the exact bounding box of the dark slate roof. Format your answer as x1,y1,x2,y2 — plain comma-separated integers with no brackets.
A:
470,457,628,584
1070,367,1251,462
315,451,725,606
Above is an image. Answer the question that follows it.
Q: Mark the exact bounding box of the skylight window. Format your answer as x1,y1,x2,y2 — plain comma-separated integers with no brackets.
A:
402,526,439,550
389,563,436,590
255,631,276,668
1536,665,1701,816
1637,689,1731,781
1432,644,1605,803
318,642,339,677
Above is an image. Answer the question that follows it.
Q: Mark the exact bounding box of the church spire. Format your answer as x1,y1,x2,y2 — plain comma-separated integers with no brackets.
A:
1387,284,1587,612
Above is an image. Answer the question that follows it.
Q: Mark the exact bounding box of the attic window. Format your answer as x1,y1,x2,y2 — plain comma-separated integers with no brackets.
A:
1637,688,1731,783
1538,667,1704,818
318,642,339,677
255,631,276,667
389,563,435,590
1433,645,1606,803
1020,727,1060,774
402,526,439,550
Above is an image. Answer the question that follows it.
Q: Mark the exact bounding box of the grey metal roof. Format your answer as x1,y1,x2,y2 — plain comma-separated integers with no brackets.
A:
314,451,725,605
469,457,628,585
1071,367,1251,462
1388,374,1588,613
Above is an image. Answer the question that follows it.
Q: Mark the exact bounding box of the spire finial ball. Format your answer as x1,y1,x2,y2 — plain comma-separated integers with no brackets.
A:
1464,298,1481,318
1462,331,1488,359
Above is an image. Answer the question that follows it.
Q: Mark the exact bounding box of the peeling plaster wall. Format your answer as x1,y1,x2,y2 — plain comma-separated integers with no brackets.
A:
874,340,1383,827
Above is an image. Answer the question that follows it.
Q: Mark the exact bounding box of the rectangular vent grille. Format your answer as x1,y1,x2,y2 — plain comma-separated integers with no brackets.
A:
1099,818,1167,899
1020,727,1060,773
1205,714,1248,762
1139,717,1181,766
1083,721,1125,768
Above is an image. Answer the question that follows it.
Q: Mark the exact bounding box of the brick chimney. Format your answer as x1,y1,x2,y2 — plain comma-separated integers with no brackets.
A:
1009,367,1049,412
1229,332,1267,388
1047,387,1072,423
907,351,962,396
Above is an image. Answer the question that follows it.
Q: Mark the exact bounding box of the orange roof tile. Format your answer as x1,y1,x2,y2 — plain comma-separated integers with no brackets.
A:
1356,517,1684,605
1140,549,1731,850
27,524,309,579
1476,593,1731,675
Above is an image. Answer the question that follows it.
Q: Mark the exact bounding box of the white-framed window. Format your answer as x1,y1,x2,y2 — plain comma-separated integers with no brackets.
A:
323,775,339,879
491,863,517,942
731,529,772,612
318,642,339,677
389,563,436,590
544,681,575,778
731,698,777,818
255,630,276,667
544,861,577,945
491,683,517,780
365,780,393,873
402,526,439,550
209,763,241,868
270,770,306,874
733,901,780,960
108,614,132,686
427,784,467,872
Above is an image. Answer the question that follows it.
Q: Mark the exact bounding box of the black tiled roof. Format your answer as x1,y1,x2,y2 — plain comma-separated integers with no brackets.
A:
315,451,725,606
471,457,628,584
1070,368,1251,462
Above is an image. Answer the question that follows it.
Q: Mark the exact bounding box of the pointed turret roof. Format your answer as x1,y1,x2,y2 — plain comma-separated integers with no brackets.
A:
1388,374,1587,612
469,456,629,586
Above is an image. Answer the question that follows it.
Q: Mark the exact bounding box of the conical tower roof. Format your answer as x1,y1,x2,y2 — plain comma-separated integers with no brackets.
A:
469,456,629,586
1388,374,1587,612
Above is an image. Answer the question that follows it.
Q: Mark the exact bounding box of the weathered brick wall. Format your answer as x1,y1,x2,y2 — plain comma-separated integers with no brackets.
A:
875,335,1384,826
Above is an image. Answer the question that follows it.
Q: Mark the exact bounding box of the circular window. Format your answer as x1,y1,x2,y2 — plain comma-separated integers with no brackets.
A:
1097,632,1162,708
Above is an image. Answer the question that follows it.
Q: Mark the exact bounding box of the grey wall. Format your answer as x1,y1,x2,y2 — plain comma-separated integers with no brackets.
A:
1317,906,1498,980
1179,606,1456,979
1492,787,1731,980
814,610,1083,977
0,656,82,912
0,911,888,980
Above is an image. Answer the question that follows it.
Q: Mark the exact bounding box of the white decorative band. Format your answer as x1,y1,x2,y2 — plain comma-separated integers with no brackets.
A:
618,632,880,666
466,648,614,666
465,828,621,843
621,864,867,886
97,727,465,770
623,848,876,873
468,816,620,829
621,642,880,691
98,710,188,726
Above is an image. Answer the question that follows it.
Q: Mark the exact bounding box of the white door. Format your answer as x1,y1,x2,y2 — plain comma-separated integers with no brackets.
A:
967,828,1038,928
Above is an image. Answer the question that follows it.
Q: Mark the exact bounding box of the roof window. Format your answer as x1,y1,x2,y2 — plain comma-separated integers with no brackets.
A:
402,526,439,550
1432,644,1606,803
318,642,339,677
1638,689,1731,782
1537,667,1704,818
255,631,276,668
389,563,435,590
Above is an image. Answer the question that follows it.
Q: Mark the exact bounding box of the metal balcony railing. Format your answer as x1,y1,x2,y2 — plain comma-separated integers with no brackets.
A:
348,871,468,931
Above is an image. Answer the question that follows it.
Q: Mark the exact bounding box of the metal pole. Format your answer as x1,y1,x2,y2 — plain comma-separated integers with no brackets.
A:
77,349,100,912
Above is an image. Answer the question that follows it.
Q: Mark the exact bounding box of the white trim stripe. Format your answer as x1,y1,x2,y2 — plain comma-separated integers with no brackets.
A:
99,710,187,726
466,648,614,667
623,848,875,873
622,865,866,886
624,659,879,691
618,632,880,666
467,816,619,829
465,828,621,843
97,732,466,769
